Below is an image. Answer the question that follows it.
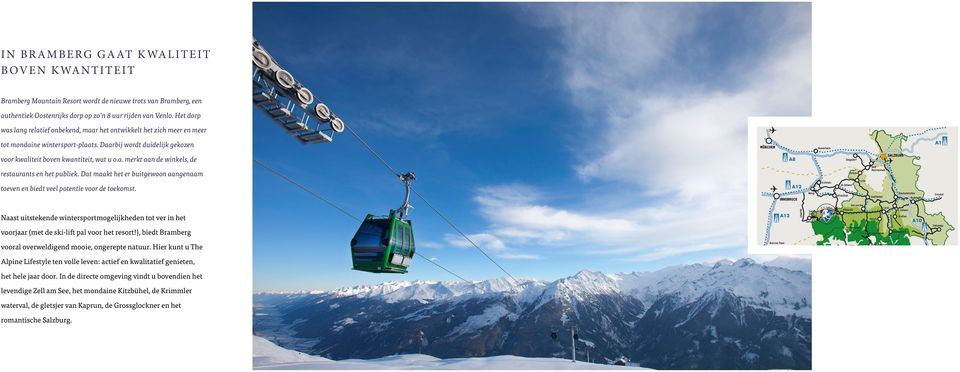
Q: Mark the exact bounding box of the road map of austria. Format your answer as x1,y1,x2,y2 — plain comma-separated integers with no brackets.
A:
755,126,957,246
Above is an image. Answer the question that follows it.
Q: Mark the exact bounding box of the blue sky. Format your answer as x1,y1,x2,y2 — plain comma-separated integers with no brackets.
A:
253,3,811,291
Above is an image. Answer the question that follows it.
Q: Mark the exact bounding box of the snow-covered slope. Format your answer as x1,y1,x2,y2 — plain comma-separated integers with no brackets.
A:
762,256,812,273
262,256,811,317
318,277,546,304
254,256,811,369
613,257,811,317
253,335,646,370
253,335,330,367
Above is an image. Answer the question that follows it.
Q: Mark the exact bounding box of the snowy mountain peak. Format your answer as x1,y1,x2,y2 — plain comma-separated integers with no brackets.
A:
287,257,809,317
556,269,620,294
328,280,418,298
255,257,812,369
677,287,745,327
763,256,812,273
574,268,601,276
711,259,734,269
320,277,553,304
472,277,526,293
698,287,739,310
572,269,615,282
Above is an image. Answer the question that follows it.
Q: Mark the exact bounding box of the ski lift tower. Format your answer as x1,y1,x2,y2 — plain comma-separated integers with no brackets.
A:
251,38,345,144
571,328,578,363
550,327,580,363
417,330,426,354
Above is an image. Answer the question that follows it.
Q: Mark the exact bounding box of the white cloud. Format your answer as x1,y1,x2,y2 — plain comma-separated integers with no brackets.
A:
464,4,811,263
474,185,637,244
750,254,812,263
574,36,812,198
417,241,444,249
555,6,812,199
441,232,542,260
468,184,745,260
498,252,542,260
626,242,738,262
443,233,508,252
536,3,698,109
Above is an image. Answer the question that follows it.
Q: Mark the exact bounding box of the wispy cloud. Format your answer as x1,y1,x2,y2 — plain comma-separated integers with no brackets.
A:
443,232,508,251
465,184,745,261
626,242,738,262
498,252,542,260
475,185,637,243
547,4,812,198
417,241,444,249
462,4,811,263
441,231,541,260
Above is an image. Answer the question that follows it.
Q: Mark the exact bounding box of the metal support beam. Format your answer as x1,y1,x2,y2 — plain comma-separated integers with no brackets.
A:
252,38,342,144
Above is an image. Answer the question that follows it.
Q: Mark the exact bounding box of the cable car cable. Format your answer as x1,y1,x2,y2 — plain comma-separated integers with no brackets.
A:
410,187,518,284
253,158,470,283
254,158,361,223
341,123,520,285
415,252,470,282
344,124,402,177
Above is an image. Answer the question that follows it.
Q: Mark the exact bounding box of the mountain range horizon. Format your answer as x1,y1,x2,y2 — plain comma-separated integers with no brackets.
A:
254,256,811,369
256,256,811,294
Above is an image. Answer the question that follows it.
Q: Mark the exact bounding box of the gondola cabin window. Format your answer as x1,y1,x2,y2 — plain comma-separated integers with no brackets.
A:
397,225,407,255
351,220,385,262
405,225,415,256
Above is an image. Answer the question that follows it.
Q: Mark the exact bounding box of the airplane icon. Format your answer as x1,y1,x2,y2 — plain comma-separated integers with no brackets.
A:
769,126,776,134
770,185,778,193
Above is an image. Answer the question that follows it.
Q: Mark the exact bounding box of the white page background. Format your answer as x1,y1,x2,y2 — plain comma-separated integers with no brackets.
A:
1,1,958,371
0,1,251,371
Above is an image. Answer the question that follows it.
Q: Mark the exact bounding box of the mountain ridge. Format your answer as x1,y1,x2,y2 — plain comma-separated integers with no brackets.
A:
259,257,810,318
254,257,811,369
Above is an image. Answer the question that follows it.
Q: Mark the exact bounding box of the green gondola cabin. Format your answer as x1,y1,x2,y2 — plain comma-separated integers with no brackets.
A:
350,211,415,273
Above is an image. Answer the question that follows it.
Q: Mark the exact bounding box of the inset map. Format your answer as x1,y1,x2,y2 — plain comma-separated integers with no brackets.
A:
757,126,957,246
